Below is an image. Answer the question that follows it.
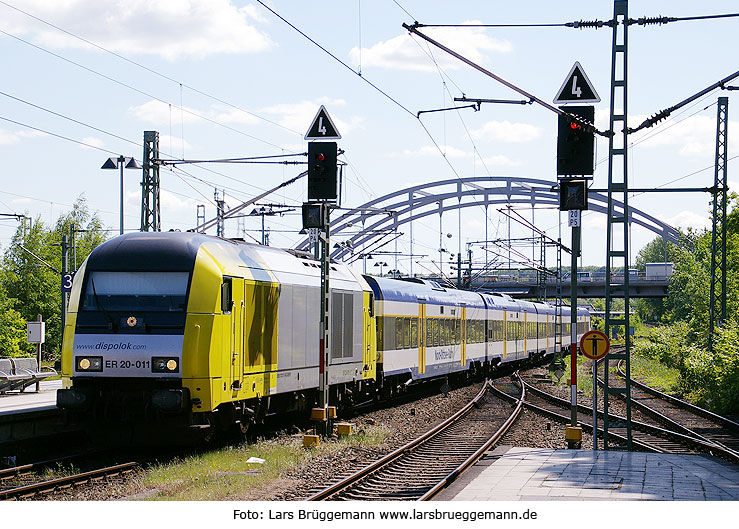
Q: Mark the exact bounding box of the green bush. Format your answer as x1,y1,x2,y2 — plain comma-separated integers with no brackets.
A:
679,322,739,414
0,307,32,358
632,321,692,369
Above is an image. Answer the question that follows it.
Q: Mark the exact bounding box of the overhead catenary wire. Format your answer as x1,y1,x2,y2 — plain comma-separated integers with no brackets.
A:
0,115,121,155
254,0,469,182
0,28,292,153
0,0,302,138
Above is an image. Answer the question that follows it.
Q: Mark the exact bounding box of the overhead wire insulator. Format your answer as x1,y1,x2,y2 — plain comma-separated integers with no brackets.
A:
565,19,607,29
631,15,676,26
627,108,673,134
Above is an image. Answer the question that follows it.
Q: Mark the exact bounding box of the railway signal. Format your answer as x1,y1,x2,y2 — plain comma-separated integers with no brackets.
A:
556,105,595,176
307,141,338,200
304,107,342,438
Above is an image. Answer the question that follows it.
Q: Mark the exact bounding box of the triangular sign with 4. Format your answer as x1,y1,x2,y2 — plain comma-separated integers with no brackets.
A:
305,105,342,140
553,62,600,104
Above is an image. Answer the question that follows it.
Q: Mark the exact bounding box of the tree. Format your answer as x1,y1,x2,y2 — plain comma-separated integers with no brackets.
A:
1,196,108,359
0,283,32,358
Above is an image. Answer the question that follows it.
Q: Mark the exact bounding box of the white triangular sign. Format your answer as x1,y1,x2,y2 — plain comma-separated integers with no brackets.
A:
553,62,600,104
304,105,342,140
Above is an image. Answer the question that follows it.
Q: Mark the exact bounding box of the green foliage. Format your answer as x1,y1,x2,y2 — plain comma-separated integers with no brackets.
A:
0,196,108,359
0,284,34,357
632,321,696,370
629,194,739,414
678,321,739,414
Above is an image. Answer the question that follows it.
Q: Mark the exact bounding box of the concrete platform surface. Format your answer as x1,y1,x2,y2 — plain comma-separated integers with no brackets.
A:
0,380,62,416
439,446,739,501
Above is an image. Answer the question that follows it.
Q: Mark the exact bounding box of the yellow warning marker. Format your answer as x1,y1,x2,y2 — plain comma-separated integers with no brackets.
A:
336,423,353,436
303,434,320,448
566,424,582,449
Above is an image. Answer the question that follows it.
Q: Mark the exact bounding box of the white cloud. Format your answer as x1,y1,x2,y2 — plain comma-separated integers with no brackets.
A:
0,1,272,60
479,155,520,168
349,22,512,72
157,134,193,157
212,106,261,126
0,128,46,144
260,98,361,136
582,212,606,231
161,189,198,214
660,210,711,231
128,100,203,125
129,97,361,138
80,136,105,149
11,197,32,206
470,120,541,143
396,144,520,168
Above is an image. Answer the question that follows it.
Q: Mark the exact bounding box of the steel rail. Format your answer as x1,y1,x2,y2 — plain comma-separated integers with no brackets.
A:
0,462,136,500
306,380,495,501
519,368,739,462
613,360,739,463
616,360,739,430
520,376,723,454
505,374,658,452
418,380,525,500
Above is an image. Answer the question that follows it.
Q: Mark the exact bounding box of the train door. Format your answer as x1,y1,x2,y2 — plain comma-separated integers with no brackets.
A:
362,292,376,379
231,277,245,391
418,303,426,375
502,311,507,359
460,306,467,367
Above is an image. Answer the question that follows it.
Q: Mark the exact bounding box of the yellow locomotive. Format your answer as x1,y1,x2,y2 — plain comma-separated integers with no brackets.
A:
58,232,377,437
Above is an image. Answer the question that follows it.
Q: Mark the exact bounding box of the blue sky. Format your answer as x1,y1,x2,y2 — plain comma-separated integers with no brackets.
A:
1,0,738,274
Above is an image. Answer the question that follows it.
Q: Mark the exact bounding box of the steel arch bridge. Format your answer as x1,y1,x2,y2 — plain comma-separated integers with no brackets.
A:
295,176,681,265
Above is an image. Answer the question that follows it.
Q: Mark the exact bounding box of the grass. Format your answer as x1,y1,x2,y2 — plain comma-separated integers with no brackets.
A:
142,425,390,501
629,353,680,394
551,351,680,398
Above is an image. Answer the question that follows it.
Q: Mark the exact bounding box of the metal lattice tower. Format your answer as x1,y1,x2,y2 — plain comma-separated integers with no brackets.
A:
215,189,225,238
604,0,632,450
141,131,161,232
709,96,729,350
196,204,206,230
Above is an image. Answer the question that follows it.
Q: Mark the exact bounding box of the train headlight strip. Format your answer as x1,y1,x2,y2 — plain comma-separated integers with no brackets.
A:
75,356,103,372
152,356,179,373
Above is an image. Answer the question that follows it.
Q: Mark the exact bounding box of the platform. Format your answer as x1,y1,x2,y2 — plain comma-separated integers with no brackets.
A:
0,379,62,416
438,446,739,501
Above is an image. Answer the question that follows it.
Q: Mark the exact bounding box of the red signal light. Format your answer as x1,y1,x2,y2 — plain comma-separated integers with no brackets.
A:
317,153,325,161
570,122,580,130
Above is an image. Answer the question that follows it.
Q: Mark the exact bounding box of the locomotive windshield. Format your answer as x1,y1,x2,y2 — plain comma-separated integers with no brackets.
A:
81,271,189,312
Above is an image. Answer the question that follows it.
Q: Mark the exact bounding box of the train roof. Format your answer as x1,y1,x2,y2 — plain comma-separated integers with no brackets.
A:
364,276,486,308
86,231,208,271
83,232,368,291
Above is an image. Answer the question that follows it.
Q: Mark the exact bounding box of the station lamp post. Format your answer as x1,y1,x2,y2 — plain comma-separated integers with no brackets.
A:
102,156,141,235
374,261,388,277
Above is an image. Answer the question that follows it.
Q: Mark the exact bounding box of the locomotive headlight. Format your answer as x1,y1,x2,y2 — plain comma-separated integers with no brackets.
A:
152,356,179,373
75,356,103,372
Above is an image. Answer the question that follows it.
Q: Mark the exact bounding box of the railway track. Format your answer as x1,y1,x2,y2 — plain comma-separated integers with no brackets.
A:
0,461,137,500
513,372,729,457
308,378,523,501
613,360,739,461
